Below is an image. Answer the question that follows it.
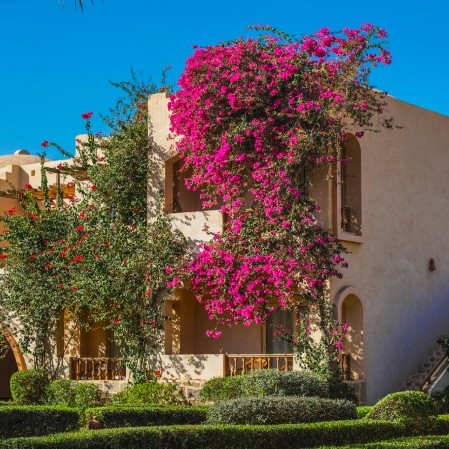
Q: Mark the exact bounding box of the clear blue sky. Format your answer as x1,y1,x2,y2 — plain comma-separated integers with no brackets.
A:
1,0,448,160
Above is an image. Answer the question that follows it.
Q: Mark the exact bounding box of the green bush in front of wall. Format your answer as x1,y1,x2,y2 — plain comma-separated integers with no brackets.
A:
10,369,49,405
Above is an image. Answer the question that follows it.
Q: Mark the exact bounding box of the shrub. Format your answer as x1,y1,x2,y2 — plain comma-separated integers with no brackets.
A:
45,380,107,409
85,405,208,428
0,420,411,449
206,396,356,425
200,370,329,403
112,381,184,406
367,391,439,433
431,386,449,413
200,376,244,402
357,406,373,419
0,406,80,439
44,379,76,407
10,369,49,405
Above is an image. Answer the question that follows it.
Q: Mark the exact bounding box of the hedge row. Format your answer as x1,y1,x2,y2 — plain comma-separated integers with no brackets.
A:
206,396,356,424
0,420,414,449
85,405,208,428
319,435,449,448
0,406,80,439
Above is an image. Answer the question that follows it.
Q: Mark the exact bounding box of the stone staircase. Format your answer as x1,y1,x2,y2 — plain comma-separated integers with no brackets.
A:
404,346,447,392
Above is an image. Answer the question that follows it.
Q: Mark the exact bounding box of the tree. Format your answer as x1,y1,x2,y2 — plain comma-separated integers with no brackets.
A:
169,25,395,376
0,74,187,381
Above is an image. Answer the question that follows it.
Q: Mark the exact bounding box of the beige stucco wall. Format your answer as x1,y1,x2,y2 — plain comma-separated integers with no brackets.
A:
149,92,449,404
330,97,449,403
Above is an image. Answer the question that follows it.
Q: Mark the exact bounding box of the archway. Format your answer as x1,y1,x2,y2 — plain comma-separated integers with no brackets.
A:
0,328,26,400
335,287,364,380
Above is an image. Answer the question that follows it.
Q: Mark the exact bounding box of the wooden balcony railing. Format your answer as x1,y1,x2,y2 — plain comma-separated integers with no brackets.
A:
70,357,126,381
225,354,293,376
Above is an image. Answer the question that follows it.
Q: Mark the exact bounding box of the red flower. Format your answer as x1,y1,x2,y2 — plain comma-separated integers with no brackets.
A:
153,369,162,377
90,184,97,191
76,225,84,232
71,286,77,291
164,266,173,274
58,283,64,288
145,289,152,296
0,253,7,260
104,241,110,248
79,211,86,219
29,254,36,260
41,140,49,147
30,213,37,220
123,258,128,264
6,207,16,216
24,183,32,190
98,156,105,162
44,263,51,270
57,163,64,170
114,317,122,325
81,112,93,120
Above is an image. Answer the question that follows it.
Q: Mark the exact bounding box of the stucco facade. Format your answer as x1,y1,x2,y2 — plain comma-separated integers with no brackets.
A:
148,92,449,404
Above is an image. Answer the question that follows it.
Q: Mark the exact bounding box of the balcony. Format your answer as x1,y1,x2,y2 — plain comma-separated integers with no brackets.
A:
70,357,126,381
225,353,294,376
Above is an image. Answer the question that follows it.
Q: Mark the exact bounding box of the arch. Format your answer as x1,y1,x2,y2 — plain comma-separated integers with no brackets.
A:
1,327,26,371
335,287,364,380
340,133,362,236
0,327,26,399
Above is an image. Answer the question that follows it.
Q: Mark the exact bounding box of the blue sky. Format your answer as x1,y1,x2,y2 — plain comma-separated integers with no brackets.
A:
1,0,448,160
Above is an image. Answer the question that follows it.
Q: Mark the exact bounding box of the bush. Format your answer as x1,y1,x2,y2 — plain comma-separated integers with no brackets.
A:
85,405,208,428
357,406,373,419
0,406,80,439
207,396,356,425
241,369,330,398
45,379,107,409
10,369,49,405
112,381,184,406
200,376,244,402
0,420,411,449
431,386,449,413
367,391,439,433
200,370,330,403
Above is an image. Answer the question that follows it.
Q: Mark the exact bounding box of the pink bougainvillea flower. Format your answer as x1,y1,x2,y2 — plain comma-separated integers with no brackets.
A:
164,266,173,274
81,112,93,120
41,140,49,147
24,183,32,190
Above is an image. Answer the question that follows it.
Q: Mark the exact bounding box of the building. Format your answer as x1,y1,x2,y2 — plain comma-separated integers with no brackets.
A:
147,92,449,405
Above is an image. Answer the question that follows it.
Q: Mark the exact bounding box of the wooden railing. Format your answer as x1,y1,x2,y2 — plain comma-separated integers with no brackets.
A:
225,354,293,376
70,357,126,381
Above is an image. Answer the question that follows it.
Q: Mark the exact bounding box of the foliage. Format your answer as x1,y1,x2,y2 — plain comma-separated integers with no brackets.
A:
85,405,208,428
367,391,439,433
200,376,244,402
169,25,395,374
112,381,184,406
240,369,330,398
0,405,80,439
0,73,187,381
356,406,373,419
431,385,449,414
206,396,356,424
10,369,49,405
0,420,412,449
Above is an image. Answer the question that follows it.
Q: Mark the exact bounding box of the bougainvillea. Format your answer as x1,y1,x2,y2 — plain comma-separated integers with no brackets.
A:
169,25,394,374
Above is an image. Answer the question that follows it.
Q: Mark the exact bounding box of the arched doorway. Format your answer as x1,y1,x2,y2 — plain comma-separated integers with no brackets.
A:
0,328,26,400
336,288,364,380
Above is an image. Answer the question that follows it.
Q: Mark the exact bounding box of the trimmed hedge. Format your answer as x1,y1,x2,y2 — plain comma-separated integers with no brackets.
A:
0,420,410,449
0,406,80,439
206,396,356,424
10,369,49,405
357,406,373,419
45,380,107,409
318,435,449,448
200,370,330,402
367,391,439,433
85,405,208,428
112,381,184,406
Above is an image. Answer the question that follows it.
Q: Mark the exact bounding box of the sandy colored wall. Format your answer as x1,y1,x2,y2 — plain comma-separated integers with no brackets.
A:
331,97,449,403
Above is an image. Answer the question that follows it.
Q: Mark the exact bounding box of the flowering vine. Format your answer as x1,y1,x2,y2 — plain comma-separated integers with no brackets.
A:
169,25,394,375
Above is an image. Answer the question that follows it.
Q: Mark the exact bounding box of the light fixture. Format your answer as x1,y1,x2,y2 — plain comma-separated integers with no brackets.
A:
429,259,436,271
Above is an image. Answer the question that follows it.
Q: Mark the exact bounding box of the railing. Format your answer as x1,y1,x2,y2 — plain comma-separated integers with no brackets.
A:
224,354,293,376
70,357,126,381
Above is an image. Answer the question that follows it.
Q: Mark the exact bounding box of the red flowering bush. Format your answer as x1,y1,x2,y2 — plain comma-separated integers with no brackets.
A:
169,25,395,373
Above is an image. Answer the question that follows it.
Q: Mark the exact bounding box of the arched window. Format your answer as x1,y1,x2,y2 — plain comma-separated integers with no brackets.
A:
340,134,362,236
340,292,364,380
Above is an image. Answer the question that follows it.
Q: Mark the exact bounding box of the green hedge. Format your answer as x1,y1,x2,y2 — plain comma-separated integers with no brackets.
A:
85,405,208,428
207,396,356,424
200,370,330,402
318,435,449,448
357,406,373,419
10,370,49,405
0,420,409,449
0,406,80,439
